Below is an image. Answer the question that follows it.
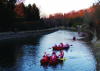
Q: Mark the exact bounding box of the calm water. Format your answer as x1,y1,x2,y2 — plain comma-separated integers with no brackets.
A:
0,30,96,71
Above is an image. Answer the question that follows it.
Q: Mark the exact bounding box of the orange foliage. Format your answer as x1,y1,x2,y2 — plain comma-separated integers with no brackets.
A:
14,2,26,18
49,9,85,19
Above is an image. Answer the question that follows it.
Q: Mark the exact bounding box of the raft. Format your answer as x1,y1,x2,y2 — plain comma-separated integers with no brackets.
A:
52,46,69,50
40,59,49,64
49,59,60,65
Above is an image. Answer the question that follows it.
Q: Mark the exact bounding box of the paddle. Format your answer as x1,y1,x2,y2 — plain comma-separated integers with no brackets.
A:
60,57,66,61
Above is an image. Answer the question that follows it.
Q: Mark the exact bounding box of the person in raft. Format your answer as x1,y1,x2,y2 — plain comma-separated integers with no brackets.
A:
43,52,46,57
78,31,80,34
47,54,50,60
50,53,56,61
73,35,76,38
73,35,76,40
60,50,64,58
52,51,56,56
42,52,48,60
54,44,57,47
66,43,69,47
52,51,58,59
59,42,63,47
58,54,61,59
50,56,53,61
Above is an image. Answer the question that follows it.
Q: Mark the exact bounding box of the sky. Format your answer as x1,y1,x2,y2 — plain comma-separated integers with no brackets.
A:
23,0,97,17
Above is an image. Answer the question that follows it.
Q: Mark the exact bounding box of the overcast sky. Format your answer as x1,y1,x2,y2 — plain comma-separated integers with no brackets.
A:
23,0,97,17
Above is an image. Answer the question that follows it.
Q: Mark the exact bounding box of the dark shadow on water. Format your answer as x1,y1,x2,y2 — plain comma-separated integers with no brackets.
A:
41,63,49,69
0,35,41,69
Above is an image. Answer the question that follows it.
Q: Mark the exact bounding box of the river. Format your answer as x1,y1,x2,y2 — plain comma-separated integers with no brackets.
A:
0,29,97,71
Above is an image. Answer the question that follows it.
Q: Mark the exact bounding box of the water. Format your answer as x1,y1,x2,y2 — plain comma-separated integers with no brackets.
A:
0,30,96,71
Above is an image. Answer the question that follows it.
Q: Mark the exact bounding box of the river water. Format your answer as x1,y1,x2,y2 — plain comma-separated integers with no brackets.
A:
0,30,96,71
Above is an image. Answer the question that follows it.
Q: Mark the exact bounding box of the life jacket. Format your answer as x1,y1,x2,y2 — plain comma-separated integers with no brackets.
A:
78,32,80,34
59,45,61,47
60,43,63,47
54,44,57,47
43,55,46,57
73,36,75,38
50,57,53,61
61,44,63,47
53,55,57,61
60,51,64,55
58,54,61,58
66,43,69,46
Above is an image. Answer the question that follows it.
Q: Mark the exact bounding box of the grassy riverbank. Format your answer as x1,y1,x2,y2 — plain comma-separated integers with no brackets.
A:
93,40,100,71
0,28,59,40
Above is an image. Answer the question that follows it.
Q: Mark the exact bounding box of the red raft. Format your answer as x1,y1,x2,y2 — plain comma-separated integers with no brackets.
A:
49,59,60,65
40,59,49,64
40,52,50,64
52,46,69,50
52,43,69,50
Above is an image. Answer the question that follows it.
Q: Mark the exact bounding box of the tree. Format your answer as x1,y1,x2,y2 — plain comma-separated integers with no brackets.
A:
31,3,40,21
83,11,92,28
25,4,32,21
91,3,100,38
0,0,16,25
0,1,5,24
14,2,26,18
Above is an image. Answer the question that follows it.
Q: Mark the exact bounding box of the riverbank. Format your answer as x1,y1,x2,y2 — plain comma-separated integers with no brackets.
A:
0,27,77,40
93,39,100,71
88,29,100,71
0,28,59,40
83,29,100,71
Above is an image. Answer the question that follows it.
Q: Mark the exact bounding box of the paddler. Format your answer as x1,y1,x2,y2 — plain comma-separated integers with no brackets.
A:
60,42,63,47
78,31,80,34
47,54,50,60
73,35,76,40
52,51,57,56
66,43,69,47
50,56,53,61
54,44,57,47
58,54,61,59
43,52,46,57
60,50,64,58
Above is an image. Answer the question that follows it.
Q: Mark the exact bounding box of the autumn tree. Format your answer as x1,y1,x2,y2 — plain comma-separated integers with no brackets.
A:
14,2,26,20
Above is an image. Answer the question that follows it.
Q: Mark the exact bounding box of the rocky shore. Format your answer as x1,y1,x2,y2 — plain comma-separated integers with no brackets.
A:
86,29,100,71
